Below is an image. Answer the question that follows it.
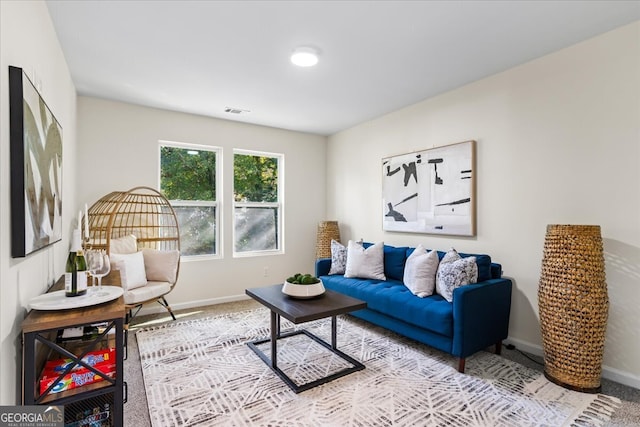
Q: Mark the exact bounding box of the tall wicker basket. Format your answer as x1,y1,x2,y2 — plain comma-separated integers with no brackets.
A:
315,221,341,259
538,224,608,393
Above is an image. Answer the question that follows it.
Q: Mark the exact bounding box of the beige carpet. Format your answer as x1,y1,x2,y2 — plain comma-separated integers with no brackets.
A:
136,308,620,426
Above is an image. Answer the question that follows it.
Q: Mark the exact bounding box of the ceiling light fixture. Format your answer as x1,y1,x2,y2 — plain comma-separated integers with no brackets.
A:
290,46,319,67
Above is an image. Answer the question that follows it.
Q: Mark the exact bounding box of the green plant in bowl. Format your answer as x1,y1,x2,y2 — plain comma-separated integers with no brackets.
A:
286,273,320,285
282,273,325,298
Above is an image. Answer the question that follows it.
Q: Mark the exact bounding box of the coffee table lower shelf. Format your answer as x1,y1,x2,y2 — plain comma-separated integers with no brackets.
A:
247,328,365,394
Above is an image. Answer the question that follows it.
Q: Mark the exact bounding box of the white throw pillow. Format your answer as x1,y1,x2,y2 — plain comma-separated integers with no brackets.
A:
436,248,478,302
110,251,147,290
403,244,439,297
344,240,386,280
110,234,137,254
142,249,180,283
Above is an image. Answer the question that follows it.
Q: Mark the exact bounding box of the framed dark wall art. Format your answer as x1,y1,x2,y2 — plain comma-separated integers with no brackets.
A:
382,140,476,236
9,66,63,257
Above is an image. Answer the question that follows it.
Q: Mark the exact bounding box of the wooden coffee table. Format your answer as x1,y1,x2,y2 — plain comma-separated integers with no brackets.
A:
245,284,367,393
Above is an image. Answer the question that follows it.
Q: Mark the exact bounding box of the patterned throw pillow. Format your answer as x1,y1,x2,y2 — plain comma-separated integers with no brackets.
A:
403,244,439,297
344,240,386,280
436,248,478,302
328,240,347,275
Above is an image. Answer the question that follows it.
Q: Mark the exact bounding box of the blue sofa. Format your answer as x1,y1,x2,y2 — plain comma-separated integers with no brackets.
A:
315,244,512,372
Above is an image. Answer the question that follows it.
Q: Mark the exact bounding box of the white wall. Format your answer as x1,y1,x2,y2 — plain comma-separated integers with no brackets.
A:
76,97,327,308
0,1,78,405
327,22,640,387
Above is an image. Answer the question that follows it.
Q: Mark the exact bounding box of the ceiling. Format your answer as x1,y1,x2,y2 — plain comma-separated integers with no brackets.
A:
46,1,640,136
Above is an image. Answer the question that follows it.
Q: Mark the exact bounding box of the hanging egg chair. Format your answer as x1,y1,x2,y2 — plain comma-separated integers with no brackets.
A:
85,186,181,322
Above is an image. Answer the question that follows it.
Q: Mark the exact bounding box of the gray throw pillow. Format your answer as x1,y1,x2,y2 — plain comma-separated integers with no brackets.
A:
403,244,439,297
344,240,386,280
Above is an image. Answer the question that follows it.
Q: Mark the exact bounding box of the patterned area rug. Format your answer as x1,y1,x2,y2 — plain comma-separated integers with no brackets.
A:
136,309,620,426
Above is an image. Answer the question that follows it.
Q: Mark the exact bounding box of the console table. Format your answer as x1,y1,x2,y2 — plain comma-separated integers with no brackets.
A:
22,277,126,426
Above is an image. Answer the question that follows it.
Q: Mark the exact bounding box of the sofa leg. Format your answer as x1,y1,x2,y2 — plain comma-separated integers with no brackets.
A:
495,341,502,355
458,358,466,373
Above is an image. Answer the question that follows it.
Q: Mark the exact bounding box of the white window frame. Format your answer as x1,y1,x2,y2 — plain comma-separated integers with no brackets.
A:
159,140,222,260
232,149,284,257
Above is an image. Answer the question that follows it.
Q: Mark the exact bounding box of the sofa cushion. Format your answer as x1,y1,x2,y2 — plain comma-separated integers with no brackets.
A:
459,252,491,282
436,249,478,302
328,239,347,275
403,244,439,297
345,241,386,280
364,242,408,281
322,276,453,337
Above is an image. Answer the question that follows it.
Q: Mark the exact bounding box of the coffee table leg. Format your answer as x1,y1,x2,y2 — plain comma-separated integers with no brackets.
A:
270,311,278,368
246,315,364,394
331,315,337,349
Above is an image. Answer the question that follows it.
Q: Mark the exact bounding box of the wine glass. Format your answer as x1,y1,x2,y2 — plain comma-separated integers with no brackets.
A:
85,249,101,288
91,251,111,290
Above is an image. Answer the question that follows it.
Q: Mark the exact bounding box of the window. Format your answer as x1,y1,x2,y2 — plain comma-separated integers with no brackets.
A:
160,143,220,257
233,150,283,255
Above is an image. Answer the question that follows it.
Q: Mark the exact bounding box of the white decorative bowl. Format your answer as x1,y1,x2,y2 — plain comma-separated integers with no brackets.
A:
282,279,325,299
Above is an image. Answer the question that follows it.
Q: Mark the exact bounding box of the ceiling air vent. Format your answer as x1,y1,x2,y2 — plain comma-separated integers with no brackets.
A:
224,107,250,114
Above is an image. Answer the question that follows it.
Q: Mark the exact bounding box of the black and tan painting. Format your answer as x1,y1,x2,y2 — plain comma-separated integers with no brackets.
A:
382,140,475,236
10,66,63,257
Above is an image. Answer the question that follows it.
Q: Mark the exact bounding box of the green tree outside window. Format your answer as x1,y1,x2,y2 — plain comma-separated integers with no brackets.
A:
161,145,218,256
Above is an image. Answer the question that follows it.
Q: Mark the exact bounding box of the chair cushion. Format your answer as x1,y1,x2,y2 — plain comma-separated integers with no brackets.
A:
142,249,180,283
110,234,138,254
124,281,172,305
110,251,147,291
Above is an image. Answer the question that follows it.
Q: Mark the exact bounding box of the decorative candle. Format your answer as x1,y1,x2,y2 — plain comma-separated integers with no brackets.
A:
77,210,82,231
84,204,89,239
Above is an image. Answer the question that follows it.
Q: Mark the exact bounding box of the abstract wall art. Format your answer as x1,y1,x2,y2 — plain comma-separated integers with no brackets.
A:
9,66,63,257
382,140,476,236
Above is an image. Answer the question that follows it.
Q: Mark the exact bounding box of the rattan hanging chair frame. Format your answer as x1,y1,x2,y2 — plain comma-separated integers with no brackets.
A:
86,186,181,320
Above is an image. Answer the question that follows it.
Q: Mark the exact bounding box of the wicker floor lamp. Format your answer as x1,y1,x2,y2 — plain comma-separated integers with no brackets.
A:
538,224,608,393
316,221,341,259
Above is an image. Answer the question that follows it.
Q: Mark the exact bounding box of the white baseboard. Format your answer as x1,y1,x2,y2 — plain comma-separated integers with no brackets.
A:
505,336,640,391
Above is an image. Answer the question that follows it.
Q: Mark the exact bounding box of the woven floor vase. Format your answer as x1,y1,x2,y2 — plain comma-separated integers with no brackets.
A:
538,224,608,393
316,221,341,259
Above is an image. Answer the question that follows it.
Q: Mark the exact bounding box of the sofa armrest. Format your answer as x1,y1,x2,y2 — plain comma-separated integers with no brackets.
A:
315,258,332,277
451,278,512,358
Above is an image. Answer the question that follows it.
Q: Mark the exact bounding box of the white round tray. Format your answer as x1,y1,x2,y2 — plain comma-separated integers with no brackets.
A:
29,286,124,311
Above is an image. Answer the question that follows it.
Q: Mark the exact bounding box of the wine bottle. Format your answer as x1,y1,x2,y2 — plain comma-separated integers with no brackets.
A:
65,229,88,297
